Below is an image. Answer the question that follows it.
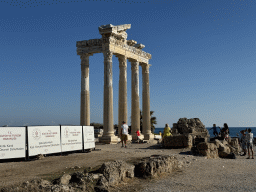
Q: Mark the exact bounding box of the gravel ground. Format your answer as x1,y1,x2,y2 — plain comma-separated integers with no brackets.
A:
140,152,256,192
0,141,255,192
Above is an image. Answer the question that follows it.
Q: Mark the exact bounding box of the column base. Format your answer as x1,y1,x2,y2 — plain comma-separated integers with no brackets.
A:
143,133,155,140
99,135,120,144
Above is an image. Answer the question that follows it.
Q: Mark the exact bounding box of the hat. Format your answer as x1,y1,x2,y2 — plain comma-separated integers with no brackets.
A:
122,121,126,124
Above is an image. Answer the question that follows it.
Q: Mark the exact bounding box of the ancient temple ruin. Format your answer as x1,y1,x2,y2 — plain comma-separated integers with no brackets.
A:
76,24,154,143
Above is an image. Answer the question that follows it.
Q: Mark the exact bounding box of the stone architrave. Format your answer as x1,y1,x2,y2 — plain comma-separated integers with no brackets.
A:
117,55,128,137
100,50,118,143
131,60,140,140
80,53,93,126
142,63,154,140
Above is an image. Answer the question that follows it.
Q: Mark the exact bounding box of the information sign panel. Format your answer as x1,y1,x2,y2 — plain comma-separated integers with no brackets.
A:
61,126,83,152
27,126,61,156
83,126,95,149
0,127,26,159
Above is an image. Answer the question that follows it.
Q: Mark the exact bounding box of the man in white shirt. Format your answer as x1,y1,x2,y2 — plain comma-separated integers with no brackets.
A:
120,121,128,148
246,128,254,159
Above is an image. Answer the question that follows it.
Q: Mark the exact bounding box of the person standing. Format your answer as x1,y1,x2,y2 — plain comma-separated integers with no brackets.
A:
223,123,229,134
120,121,129,148
209,124,220,137
246,128,254,159
240,130,247,156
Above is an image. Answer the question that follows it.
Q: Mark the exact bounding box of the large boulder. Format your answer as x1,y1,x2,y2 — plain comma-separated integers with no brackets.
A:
134,155,183,178
99,160,135,186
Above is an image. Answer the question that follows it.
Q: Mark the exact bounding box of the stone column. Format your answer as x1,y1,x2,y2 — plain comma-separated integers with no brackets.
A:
142,63,154,140
100,50,118,143
118,55,128,137
131,60,140,140
80,53,92,126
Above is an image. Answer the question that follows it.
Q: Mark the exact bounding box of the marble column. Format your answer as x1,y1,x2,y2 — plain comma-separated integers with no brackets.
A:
118,55,128,137
80,53,92,126
131,60,140,140
142,63,154,140
100,50,118,143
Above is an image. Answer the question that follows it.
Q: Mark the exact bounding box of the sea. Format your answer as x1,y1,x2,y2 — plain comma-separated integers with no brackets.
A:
154,127,256,138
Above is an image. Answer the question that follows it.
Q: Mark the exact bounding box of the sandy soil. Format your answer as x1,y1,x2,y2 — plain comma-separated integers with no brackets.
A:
0,141,255,191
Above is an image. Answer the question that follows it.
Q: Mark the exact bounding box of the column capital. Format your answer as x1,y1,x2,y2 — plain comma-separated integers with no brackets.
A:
80,53,93,66
80,53,93,59
103,51,113,62
131,60,139,71
141,63,151,74
117,55,127,68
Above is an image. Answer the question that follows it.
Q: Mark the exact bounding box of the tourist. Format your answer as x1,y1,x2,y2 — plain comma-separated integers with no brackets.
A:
224,128,229,142
246,128,254,159
223,123,229,134
136,129,142,143
163,124,172,139
120,121,129,148
240,130,247,156
220,127,226,140
159,131,162,138
209,124,220,137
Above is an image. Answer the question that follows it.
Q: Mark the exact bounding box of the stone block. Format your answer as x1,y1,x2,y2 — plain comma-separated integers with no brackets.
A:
134,155,182,178
99,160,134,186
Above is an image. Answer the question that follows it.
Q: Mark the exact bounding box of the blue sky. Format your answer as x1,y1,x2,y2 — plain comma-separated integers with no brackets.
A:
0,0,255,128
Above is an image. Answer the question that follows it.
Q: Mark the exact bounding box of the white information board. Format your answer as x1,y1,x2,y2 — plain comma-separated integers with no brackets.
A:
0,127,26,159
61,126,83,152
28,126,61,156
83,126,95,149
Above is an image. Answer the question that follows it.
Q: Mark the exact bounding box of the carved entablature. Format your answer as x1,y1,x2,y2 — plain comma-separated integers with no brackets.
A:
76,38,103,55
134,44,145,49
127,40,137,46
76,39,102,47
99,24,131,40
76,24,152,60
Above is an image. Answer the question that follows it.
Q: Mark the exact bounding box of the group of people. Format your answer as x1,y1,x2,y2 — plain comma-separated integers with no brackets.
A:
209,123,230,140
239,128,254,159
119,122,172,147
119,121,143,148
210,123,254,159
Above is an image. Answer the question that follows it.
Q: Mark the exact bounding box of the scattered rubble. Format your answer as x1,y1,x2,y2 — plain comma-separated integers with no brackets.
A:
0,156,186,192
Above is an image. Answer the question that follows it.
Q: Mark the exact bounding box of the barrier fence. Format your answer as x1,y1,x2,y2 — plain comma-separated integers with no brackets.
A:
0,126,95,160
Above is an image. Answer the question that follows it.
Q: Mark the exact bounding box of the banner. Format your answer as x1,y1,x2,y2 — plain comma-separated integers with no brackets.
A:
83,126,95,149
0,127,26,159
61,126,83,152
28,126,61,156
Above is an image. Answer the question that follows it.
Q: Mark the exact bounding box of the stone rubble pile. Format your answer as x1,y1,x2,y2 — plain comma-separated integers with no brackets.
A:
163,117,241,159
192,137,241,159
163,118,210,149
0,156,185,192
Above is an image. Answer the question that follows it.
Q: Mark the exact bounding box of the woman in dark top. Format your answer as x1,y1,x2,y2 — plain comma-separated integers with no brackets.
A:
224,123,229,134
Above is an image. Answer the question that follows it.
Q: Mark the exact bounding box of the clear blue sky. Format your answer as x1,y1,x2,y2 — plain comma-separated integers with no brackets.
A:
1,0,255,128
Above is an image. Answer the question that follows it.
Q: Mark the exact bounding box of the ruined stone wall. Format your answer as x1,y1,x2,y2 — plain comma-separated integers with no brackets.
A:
163,118,210,149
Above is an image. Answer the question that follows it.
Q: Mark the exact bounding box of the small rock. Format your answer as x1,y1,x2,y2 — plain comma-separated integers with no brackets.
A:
60,174,71,185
